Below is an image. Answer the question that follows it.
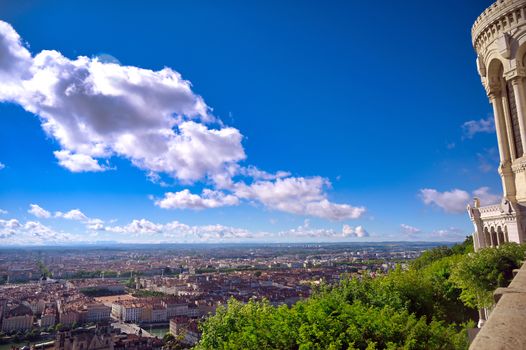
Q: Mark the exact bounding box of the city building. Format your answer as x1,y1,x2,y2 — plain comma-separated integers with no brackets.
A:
1,304,33,333
169,317,200,346
81,304,111,323
468,0,526,250
40,308,56,328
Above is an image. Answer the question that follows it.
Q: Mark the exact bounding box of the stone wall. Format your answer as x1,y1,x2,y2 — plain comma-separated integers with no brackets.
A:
469,260,526,349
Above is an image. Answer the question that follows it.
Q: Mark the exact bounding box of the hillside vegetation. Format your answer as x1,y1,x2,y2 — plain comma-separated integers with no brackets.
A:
189,238,526,350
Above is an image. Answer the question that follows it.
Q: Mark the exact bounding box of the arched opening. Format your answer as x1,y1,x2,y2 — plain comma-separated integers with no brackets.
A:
488,58,523,158
497,226,505,245
490,226,498,247
484,227,491,247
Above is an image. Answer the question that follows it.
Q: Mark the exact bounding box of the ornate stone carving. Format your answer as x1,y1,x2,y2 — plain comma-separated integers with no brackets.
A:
477,55,487,77
472,0,526,55
501,198,514,214
497,33,512,58
511,158,526,173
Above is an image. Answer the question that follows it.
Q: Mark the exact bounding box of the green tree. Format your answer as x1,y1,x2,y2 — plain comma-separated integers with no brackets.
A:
450,243,526,308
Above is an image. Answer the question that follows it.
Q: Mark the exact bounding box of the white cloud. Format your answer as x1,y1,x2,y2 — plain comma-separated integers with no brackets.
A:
101,218,253,241
0,20,366,221
105,219,163,235
0,20,244,183
155,189,239,210
0,218,73,243
234,177,365,221
400,224,421,235
54,150,107,172
24,221,55,237
155,176,366,221
238,166,291,181
28,204,51,218
420,187,500,213
90,217,368,243
276,221,368,239
420,188,470,214
473,186,500,206
31,204,102,226
342,224,369,238
0,219,20,238
85,218,105,231
0,162,5,170
462,117,495,138
55,209,88,221
0,209,7,215
429,227,465,241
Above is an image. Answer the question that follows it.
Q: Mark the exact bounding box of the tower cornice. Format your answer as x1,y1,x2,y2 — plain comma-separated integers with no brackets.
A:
472,0,526,55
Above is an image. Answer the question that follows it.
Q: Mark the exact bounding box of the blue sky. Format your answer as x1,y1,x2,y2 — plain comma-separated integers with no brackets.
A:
0,0,500,244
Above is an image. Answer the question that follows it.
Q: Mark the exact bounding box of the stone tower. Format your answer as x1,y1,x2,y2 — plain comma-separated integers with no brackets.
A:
468,0,526,251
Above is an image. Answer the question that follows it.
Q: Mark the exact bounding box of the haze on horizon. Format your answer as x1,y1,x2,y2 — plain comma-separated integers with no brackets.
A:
0,0,496,245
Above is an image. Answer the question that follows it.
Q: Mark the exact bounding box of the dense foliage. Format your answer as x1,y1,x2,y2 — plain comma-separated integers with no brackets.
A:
193,238,525,350
450,242,526,308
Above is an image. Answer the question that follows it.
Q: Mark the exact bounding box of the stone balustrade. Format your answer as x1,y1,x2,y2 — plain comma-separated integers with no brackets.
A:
469,260,526,349
477,204,503,215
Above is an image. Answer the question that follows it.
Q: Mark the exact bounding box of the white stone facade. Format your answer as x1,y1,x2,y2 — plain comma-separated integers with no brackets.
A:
469,0,526,250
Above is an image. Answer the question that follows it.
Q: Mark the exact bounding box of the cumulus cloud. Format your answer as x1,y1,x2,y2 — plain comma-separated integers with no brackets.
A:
88,216,369,242
420,187,500,213
462,117,495,139
155,176,365,220
0,162,5,170
54,150,107,172
0,20,365,221
429,227,466,241
105,219,163,234
234,177,365,221
342,224,369,238
0,219,21,238
0,20,244,182
400,224,421,235
101,218,253,241
238,166,291,181
0,209,7,215
275,220,368,239
473,186,500,206
155,189,239,209
86,218,105,231
28,204,51,218
55,209,88,221
420,188,470,214
0,218,72,243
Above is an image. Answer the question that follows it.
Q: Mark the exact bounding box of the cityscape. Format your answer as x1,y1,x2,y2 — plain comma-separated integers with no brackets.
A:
0,242,436,348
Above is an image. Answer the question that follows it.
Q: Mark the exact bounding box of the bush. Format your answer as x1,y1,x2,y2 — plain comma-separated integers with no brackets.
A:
450,243,526,308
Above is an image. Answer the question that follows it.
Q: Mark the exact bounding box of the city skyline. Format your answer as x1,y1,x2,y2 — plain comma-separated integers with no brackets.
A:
0,0,498,245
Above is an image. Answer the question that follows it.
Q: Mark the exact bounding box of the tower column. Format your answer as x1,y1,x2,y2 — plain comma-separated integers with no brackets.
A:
510,77,526,155
490,92,511,164
490,92,517,200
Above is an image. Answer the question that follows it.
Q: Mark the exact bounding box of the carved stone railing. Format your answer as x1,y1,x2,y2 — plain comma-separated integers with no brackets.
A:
472,0,526,53
477,204,503,214
469,260,526,349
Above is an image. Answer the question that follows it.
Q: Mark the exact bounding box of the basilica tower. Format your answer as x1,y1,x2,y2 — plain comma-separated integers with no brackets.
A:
469,0,526,250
